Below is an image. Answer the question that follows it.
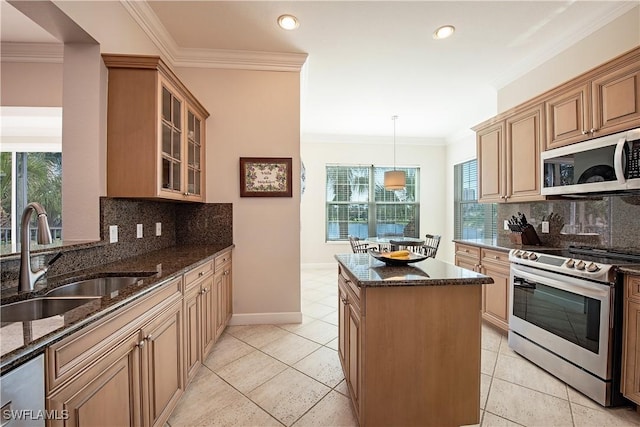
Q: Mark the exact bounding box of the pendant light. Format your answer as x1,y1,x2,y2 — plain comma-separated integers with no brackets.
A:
384,115,406,190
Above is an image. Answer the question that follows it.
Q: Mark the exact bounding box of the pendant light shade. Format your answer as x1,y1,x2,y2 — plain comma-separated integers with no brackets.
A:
384,115,406,190
384,170,406,190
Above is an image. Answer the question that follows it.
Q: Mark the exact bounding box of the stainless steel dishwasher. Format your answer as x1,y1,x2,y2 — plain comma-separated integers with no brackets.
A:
1,355,45,427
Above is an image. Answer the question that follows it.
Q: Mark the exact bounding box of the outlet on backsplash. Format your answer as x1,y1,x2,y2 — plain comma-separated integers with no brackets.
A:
137,224,143,239
109,225,118,243
156,222,162,236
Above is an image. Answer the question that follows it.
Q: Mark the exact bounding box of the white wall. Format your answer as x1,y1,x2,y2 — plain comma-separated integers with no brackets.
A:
178,67,302,324
300,137,446,266
499,6,640,112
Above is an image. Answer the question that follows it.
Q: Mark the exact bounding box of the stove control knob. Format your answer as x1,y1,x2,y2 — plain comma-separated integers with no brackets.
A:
514,250,522,258
528,252,538,260
522,251,530,259
586,262,600,273
566,259,575,268
575,260,586,270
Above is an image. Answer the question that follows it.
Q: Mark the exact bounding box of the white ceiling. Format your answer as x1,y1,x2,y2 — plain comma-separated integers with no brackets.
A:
2,1,637,142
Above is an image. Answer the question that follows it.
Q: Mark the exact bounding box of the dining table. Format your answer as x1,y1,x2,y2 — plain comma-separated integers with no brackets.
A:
365,236,425,251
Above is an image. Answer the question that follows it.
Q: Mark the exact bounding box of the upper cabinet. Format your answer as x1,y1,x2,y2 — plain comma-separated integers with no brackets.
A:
475,47,639,203
476,104,545,203
103,54,210,202
545,49,640,150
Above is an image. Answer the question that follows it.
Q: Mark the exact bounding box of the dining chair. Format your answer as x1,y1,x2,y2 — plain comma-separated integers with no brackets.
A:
348,236,370,253
421,234,441,258
389,239,425,253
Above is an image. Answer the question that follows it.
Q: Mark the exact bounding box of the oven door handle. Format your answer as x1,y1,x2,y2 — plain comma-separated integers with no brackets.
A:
511,266,610,300
513,278,536,290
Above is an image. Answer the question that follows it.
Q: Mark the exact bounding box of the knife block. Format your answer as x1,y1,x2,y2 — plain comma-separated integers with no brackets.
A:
509,225,541,245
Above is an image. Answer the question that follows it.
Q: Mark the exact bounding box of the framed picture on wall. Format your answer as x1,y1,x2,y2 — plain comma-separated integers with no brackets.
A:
239,157,293,197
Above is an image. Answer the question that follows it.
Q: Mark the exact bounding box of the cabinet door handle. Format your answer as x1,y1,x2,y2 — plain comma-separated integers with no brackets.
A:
145,334,153,342
590,128,596,134
494,255,500,259
582,130,589,135
340,297,348,304
199,271,205,277
137,340,145,348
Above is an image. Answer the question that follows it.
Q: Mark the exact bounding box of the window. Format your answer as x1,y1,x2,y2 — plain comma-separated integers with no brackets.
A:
326,165,419,241
454,159,496,239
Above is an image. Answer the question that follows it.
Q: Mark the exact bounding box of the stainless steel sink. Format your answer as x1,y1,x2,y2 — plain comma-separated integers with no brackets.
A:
1,297,101,322
45,276,144,298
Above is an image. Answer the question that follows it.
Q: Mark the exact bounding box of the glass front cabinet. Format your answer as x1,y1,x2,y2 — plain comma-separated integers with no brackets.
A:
104,54,209,202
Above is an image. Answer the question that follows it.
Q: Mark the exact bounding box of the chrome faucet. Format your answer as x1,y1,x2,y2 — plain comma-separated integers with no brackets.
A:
18,202,53,292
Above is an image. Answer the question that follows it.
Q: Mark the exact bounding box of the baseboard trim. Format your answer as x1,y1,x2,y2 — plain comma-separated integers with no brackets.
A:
229,311,303,325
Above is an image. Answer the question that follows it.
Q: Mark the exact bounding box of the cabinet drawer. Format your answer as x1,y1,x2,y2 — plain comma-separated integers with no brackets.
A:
46,276,182,392
184,260,214,289
627,275,640,302
455,244,480,260
338,264,360,302
215,251,232,272
481,248,509,267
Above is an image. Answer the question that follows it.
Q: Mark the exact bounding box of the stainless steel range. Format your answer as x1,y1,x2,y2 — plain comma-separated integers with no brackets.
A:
508,246,640,406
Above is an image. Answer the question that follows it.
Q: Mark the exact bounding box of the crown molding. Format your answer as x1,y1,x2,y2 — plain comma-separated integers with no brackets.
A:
0,42,63,63
302,133,447,146
120,0,307,72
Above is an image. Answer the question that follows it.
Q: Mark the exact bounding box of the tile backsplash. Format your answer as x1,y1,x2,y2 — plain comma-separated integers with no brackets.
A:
498,194,640,250
1,197,232,286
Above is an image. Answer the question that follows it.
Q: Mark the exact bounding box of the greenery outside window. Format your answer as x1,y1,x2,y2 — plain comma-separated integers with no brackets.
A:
326,165,419,241
1,152,62,254
454,159,496,240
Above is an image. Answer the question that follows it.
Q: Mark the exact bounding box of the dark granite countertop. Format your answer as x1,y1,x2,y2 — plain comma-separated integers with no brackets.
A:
619,265,640,275
335,253,493,287
0,243,233,374
452,238,558,252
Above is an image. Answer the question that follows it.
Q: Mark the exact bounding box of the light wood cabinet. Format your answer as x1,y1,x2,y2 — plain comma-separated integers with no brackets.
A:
103,54,209,202
337,268,361,421
546,55,640,149
46,277,184,427
336,263,482,426
621,274,640,405
477,122,505,203
476,104,545,203
455,243,510,332
183,260,215,385
214,251,233,340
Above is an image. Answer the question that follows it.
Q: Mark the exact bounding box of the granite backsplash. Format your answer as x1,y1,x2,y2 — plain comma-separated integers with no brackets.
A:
0,197,232,288
497,194,640,250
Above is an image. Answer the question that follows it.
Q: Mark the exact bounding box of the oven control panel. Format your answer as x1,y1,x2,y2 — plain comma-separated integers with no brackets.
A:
510,249,612,283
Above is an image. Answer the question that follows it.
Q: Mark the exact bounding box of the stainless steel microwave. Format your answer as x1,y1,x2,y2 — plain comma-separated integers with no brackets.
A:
541,128,640,195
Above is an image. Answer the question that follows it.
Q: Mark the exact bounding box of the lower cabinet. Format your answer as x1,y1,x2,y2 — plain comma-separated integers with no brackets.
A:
622,274,640,405
183,260,215,385
338,270,361,420
46,278,184,427
214,251,233,340
455,243,510,332
44,250,234,427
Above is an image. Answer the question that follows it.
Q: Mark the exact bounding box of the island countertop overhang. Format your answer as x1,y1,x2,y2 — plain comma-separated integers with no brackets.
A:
335,253,494,287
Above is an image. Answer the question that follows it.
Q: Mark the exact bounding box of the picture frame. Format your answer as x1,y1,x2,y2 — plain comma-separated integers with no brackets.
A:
239,157,293,197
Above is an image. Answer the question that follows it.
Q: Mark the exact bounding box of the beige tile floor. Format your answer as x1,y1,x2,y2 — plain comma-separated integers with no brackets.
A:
167,266,640,427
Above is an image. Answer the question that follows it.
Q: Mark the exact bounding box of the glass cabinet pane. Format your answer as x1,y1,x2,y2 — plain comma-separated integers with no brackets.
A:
173,163,181,191
162,124,171,155
195,119,201,143
172,130,181,159
173,98,181,128
162,88,171,121
162,158,171,189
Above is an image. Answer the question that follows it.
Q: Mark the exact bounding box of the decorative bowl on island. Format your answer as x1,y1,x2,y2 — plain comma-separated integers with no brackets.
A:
368,249,428,266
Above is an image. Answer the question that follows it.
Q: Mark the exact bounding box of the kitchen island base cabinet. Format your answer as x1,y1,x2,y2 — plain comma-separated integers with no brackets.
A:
338,266,482,426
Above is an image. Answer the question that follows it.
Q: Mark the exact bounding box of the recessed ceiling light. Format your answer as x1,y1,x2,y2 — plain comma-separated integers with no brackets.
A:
277,14,299,30
433,25,455,40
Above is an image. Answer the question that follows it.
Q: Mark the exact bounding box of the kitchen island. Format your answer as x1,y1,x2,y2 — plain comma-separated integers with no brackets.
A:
335,253,493,427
